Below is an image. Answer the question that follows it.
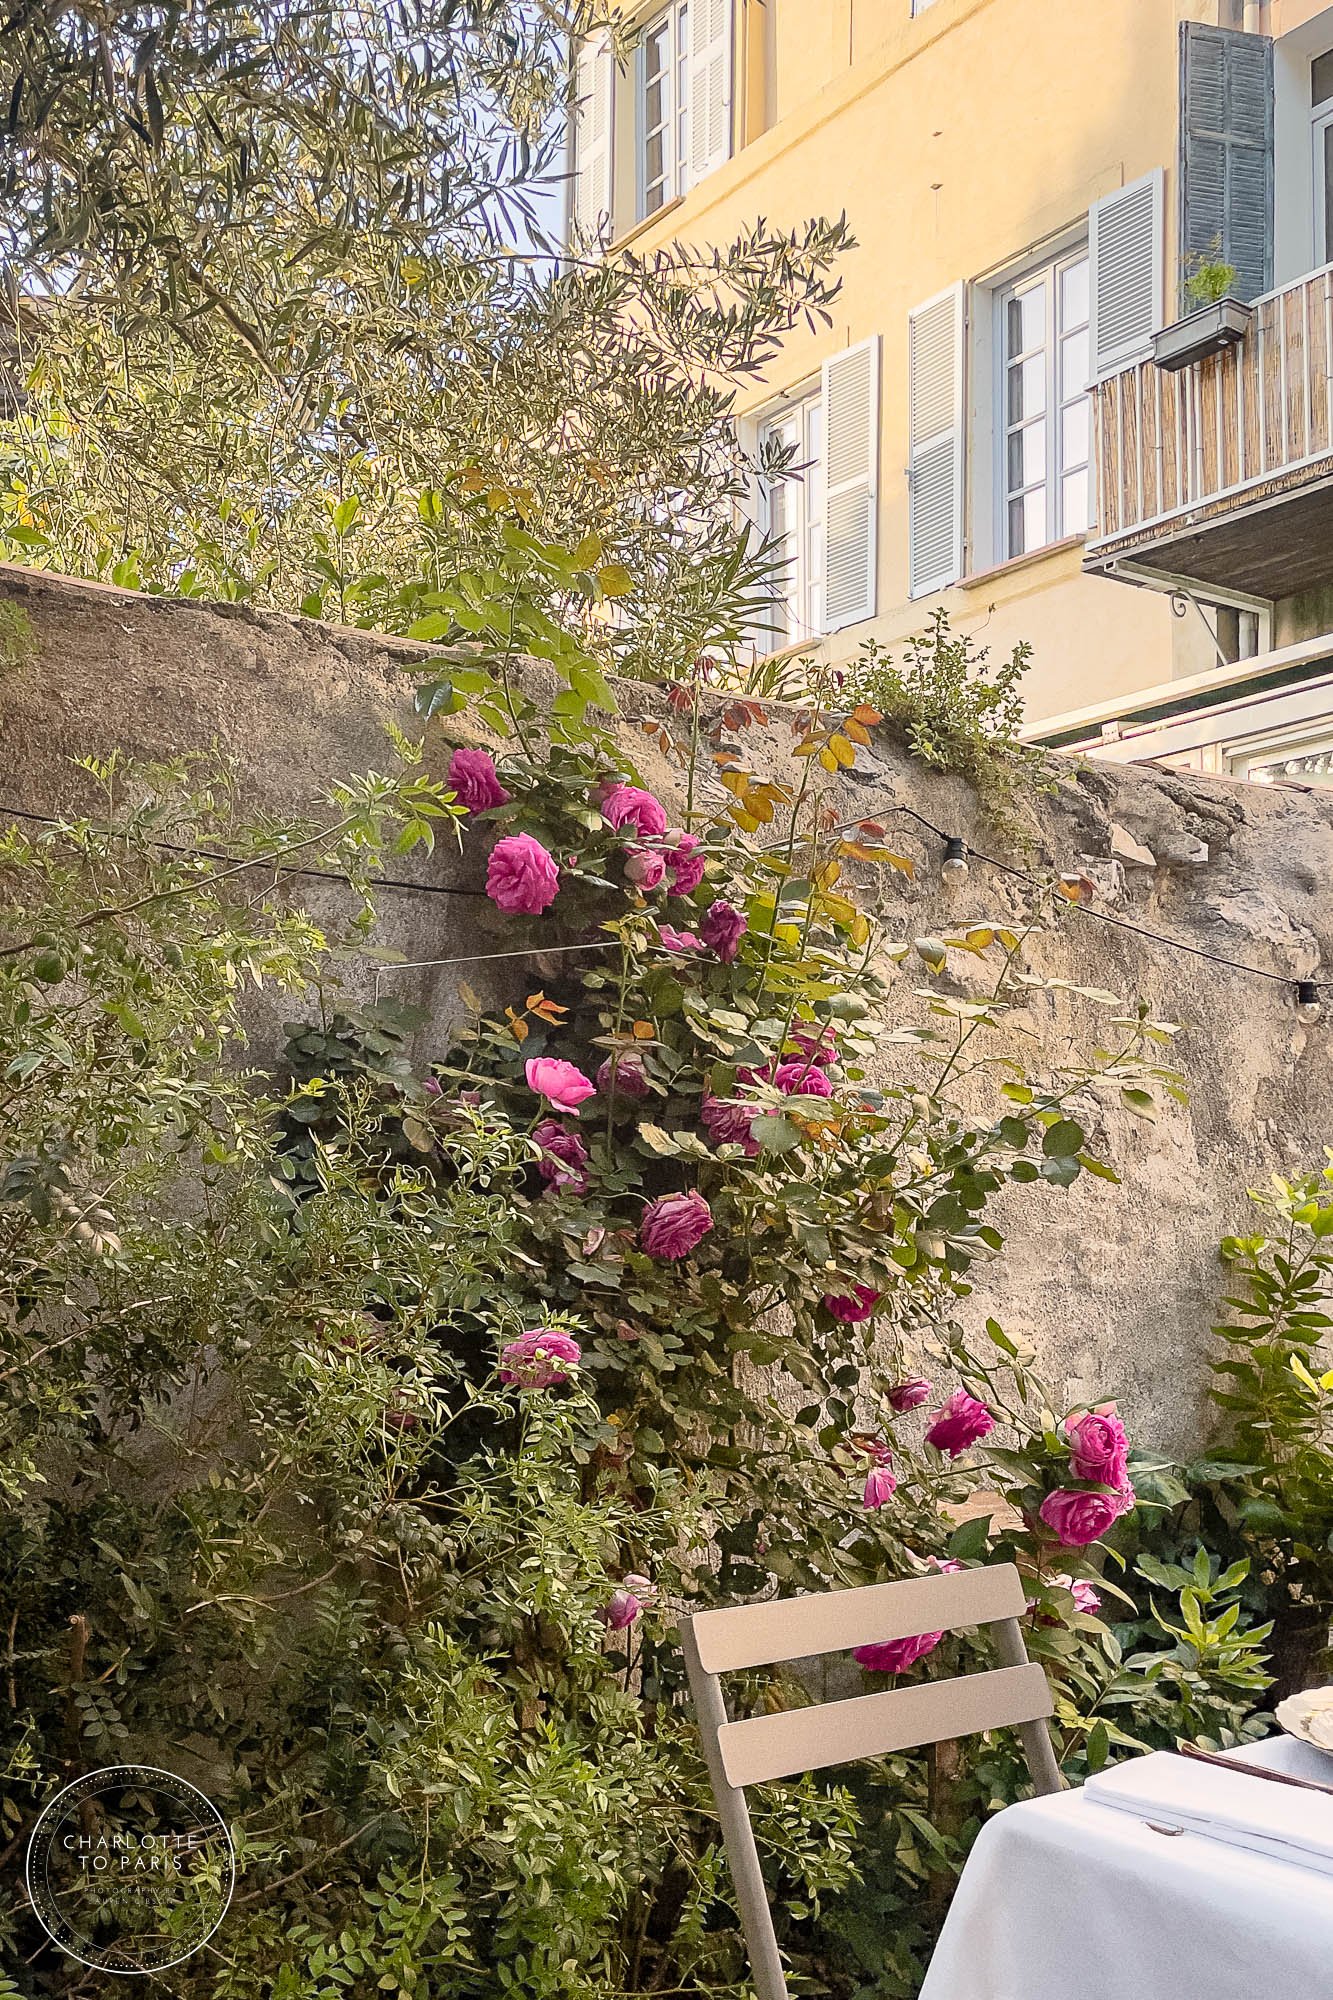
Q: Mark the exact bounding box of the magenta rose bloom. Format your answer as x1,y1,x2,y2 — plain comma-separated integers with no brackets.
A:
823,1285,879,1323
603,1587,643,1631
486,832,560,915
1066,1408,1129,1484
641,1189,713,1260
787,1023,839,1069
862,1463,898,1510
924,1389,995,1458
658,925,701,952
702,1091,760,1155
664,830,707,897
774,1060,834,1098
602,783,667,840
625,846,667,891
700,898,747,963
525,1056,596,1114
854,1558,962,1672
1038,1486,1130,1547
597,1053,650,1101
533,1119,590,1194
447,745,510,813
887,1377,933,1413
499,1327,581,1389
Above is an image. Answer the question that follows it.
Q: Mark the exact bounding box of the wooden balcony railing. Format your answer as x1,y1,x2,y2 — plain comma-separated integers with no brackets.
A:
1087,265,1333,595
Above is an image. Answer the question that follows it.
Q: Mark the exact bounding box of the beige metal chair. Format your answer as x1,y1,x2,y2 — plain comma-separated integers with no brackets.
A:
680,1562,1061,2000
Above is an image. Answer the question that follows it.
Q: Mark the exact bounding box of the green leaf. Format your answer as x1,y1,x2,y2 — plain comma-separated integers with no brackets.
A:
597,563,634,597
947,1514,992,1561
1042,1118,1084,1158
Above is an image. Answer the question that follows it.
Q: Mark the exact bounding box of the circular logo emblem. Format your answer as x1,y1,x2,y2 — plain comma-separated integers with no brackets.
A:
25,1764,234,1975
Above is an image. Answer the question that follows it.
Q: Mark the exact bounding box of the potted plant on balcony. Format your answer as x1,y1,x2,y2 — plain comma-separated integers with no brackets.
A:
1152,253,1253,373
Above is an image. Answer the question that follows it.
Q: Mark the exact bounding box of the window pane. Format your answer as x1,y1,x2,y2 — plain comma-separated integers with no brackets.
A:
1006,284,1045,358
1324,121,1333,260
1061,466,1090,536
1007,419,1046,490
645,132,666,195
1061,398,1089,468
1008,488,1046,556
1008,352,1046,422
1060,328,1089,399
1314,48,1333,108
1060,257,1089,329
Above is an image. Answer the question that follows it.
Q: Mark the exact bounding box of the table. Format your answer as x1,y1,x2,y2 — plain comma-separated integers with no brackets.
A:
918,1734,1333,2000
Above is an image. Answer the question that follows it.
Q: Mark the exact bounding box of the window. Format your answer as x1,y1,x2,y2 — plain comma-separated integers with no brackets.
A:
757,389,824,649
1231,730,1333,788
998,248,1091,559
638,2,690,219
1314,52,1333,263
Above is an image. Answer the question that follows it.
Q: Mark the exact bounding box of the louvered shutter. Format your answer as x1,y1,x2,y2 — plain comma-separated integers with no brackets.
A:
688,0,733,184
820,337,880,632
1089,170,1164,379
1179,22,1273,306
572,32,614,242
907,288,963,599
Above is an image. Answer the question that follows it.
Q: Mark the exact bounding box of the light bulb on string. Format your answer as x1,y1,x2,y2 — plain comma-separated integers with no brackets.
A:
1295,980,1323,1024
940,836,970,888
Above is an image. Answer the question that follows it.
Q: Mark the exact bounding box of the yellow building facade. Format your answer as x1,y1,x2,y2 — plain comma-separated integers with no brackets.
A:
573,0,1333,787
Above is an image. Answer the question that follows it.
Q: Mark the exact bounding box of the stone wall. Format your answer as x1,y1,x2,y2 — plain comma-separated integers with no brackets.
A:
5,563,1333,1454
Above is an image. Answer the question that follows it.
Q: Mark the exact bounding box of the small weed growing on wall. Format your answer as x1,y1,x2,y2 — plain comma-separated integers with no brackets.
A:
845,610,1047,843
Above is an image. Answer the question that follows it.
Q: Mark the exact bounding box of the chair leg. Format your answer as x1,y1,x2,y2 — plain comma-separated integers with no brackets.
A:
680,1618,792,2000
992,1615,1063,1795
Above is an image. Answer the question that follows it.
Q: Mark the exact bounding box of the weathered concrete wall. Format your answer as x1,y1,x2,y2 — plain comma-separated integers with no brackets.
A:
4,563,1333,1455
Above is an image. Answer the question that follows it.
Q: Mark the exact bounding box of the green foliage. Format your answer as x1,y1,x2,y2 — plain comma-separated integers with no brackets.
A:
1183,255,1241,309
842,611,1048,842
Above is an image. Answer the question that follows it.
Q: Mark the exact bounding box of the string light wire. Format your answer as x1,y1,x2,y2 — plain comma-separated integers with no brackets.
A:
1,789,1326,996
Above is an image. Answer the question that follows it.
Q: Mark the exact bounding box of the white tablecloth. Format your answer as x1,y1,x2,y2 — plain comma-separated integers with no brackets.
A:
918,1735,1333,2000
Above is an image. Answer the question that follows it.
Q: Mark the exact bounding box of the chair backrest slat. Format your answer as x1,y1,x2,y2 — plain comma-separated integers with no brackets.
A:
716,1661,1053,1787
690,1562,1026,1674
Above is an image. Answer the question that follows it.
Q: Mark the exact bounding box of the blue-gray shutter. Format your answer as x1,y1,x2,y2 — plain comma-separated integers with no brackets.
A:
1179,22,1273,307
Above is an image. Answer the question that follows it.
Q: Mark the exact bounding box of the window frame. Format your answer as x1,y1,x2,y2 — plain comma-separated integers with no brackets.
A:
635,0,691,222
993,244,1092,563
755,381,825,654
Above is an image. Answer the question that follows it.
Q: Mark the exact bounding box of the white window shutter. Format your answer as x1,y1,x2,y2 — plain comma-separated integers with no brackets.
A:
688,0,734,184
907,287,964,599
572,32,614,242
821,335,881,633
1089,169,1164,378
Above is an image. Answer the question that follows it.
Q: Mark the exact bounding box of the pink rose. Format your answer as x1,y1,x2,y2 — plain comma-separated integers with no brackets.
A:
822,1285,879,1323
700,898,747,963
924,1389,995,1459
533,1119,590,1194
525,1057,596,1114
853,1558,963,1672
486,832,560,915
664,830,707,897
499,1327,582,1389
625,846,667,891
602,783,667,840
774,1060,834,1098
887,1378,933,1413
787,1023,838,1069
658,925,702,953
1038,1486,1130,1547
863,1463,898,1510
603,1572,655,1629
447,745,510,813
1066,1408,1129,1484
597,1054,650,1100
702,1090,760,1155
641,1189,713,1260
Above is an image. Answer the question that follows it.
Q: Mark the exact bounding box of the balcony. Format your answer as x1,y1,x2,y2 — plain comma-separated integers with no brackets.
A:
1085,264,1333,600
